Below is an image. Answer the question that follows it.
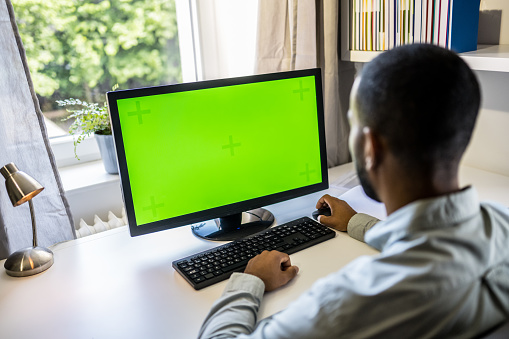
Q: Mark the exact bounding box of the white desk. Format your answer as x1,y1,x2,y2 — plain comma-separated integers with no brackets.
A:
1,163,508,339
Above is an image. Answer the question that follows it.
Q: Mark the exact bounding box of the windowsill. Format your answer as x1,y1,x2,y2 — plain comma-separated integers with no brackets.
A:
59,160,119,193
50,134,103,168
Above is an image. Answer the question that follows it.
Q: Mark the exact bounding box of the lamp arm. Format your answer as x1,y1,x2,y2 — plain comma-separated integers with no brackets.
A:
28,200,37,247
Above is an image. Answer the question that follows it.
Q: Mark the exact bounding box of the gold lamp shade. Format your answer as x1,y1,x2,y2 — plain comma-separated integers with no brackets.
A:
0,163,44,206
1,162,53,277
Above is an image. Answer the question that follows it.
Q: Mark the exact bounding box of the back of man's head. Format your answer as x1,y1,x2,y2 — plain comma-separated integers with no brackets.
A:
356,44,481,173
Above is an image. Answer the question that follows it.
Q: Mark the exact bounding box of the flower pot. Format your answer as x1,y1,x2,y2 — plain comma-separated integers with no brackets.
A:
94,133,118,174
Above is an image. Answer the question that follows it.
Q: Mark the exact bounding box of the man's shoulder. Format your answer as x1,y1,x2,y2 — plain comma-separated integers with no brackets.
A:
480,200,509,219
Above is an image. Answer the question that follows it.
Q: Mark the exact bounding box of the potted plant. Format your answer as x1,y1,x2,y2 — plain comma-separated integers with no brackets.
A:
56,96,118,174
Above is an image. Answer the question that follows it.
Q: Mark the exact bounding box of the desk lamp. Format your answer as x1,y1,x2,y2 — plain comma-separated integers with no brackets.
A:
1,163,53,277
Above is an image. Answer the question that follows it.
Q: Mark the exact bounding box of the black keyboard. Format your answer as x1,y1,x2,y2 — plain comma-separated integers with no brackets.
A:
173,216,335,290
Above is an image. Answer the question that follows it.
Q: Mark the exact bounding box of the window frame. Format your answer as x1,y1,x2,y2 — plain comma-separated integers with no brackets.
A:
50,135,101,168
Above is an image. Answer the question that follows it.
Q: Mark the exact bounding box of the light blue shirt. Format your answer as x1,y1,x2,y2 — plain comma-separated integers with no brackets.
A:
198,187,509,338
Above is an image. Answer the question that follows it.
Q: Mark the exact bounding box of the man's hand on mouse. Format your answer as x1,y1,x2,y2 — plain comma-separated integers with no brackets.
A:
244,250,299,292
316,194,357,232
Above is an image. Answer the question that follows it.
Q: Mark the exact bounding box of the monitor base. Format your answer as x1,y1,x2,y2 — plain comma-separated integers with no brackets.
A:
191,208,274,241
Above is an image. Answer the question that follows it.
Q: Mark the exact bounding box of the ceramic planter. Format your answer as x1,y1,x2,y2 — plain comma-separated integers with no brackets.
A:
94,133,118,174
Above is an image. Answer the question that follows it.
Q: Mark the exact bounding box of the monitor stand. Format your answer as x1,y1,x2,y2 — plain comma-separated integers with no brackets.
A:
191,208,274,241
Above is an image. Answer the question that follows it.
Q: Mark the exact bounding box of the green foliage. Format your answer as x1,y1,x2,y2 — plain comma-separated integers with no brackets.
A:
56,98,111,160
12,0,181,110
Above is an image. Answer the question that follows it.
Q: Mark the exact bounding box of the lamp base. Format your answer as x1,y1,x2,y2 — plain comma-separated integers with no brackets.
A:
4,246,54,277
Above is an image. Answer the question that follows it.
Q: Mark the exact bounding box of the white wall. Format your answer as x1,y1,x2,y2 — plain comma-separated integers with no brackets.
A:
462,71,509,177
462,0,509,176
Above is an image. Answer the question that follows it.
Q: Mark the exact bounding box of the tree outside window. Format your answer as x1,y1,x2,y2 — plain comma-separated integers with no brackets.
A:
12,0,182,137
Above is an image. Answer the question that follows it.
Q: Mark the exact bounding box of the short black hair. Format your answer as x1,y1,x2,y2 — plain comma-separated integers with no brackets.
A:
356,44,481,172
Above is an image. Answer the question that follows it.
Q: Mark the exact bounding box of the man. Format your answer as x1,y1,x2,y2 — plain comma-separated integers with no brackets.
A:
198,44,509,338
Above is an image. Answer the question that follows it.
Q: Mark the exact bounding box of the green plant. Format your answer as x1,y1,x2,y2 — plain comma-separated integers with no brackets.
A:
56,98,111,160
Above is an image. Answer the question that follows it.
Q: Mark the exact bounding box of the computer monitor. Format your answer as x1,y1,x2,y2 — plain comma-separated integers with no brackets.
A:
107,68,328,241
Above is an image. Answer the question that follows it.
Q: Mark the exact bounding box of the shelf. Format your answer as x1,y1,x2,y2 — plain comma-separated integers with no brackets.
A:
342,45,509,72
339,1,509,72
344,50,382,63
460,45,509,72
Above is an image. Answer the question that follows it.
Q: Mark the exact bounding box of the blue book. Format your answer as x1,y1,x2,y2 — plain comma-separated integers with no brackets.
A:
448,0,481,53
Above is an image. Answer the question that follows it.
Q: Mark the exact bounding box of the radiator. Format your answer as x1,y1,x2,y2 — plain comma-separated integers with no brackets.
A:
76,209,128,238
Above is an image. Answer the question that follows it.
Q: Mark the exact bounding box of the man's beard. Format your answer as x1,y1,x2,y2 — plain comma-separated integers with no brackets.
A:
354,155,382,203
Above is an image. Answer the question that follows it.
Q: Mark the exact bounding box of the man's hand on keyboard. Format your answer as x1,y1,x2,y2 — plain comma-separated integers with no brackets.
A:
244,250,299,292
316,194,357,231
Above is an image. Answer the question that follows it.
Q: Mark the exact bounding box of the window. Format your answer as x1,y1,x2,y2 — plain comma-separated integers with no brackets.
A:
12,0,184,166
11,0,258,168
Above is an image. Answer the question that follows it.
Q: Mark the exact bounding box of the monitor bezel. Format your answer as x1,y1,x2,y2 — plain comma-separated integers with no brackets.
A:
107,68,328,237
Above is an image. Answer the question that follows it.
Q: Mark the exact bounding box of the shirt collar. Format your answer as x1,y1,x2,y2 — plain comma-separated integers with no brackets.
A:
365,186,480,250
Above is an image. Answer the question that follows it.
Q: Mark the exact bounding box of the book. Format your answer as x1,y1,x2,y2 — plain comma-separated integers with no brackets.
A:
414,0,422,43
448,0,481,53
438,0,450,47
374,0,379,50
367,0,372,50
376,0,380,50
407,0,415,44
357,0,361,50
388,0,395,48
421,0,428,42
361,0,368,51
348,0,480,53
353,0,360,50
394,0,401,47
426,0,435,44
382,0,390,51
433,0,440,44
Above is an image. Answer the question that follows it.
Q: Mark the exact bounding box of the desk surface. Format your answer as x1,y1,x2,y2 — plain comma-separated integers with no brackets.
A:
1,163,508,339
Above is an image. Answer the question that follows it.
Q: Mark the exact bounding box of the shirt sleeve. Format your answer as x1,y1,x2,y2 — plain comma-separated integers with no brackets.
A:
198,269,342,339
347,213,380,243
198,272,265,339
198,256,389,339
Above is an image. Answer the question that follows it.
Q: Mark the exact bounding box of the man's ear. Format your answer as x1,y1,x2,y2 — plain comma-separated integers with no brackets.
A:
362,126,384,171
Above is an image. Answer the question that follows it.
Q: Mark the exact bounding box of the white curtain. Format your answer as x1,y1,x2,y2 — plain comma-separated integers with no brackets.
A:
0,0,75,259
255,0,355,167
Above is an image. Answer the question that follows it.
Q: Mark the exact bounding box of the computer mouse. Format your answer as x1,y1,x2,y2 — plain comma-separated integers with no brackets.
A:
312,207,332,220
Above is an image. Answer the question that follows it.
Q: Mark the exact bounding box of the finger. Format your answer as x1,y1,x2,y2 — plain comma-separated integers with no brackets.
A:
318,214,334,227
315,194,331,209
320,195,338,213
280,254,292,269
273,251,289,265
282,262,299,273
282,265,299,281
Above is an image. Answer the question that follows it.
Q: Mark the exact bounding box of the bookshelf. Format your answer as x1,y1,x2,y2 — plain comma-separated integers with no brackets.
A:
461,45,509,72
340,0,509,73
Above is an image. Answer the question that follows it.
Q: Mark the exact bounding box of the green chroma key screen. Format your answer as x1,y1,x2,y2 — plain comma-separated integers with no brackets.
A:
115,71,324,227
